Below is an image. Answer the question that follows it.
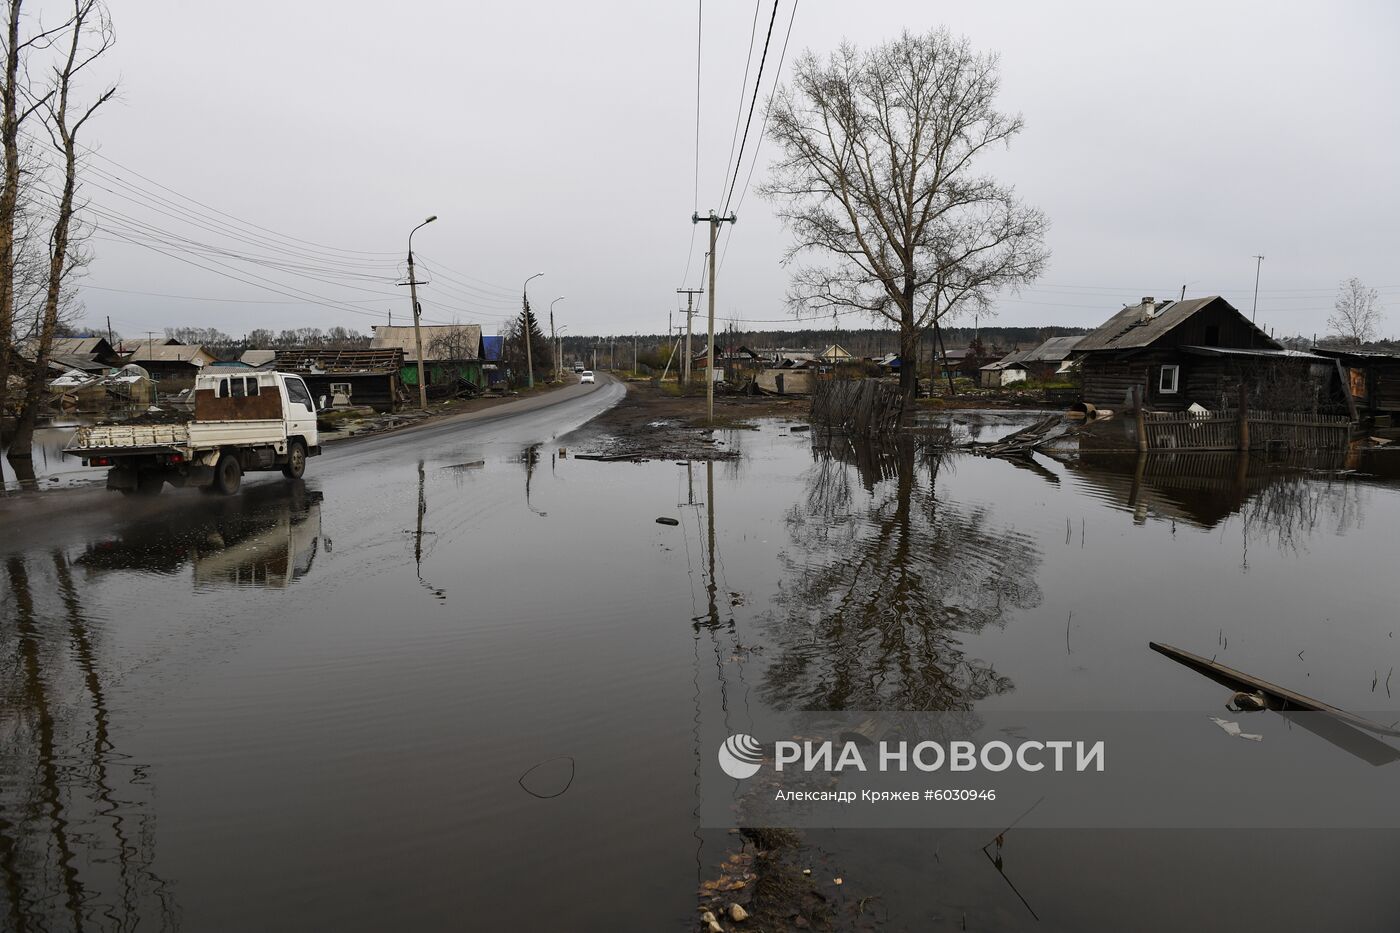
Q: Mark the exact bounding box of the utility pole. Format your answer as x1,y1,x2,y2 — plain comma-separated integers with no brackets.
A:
1250,255,1265,323
677,286,704,388
402,215,437,411
633,334,638,373
691,211,736,424
522,273,544,389
550,297,566,382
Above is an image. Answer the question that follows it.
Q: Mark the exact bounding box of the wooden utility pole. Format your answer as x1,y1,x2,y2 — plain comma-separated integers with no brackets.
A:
677,286,704,387
692,211,736,424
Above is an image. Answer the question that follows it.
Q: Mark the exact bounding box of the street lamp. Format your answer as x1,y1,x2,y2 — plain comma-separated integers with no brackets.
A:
406,215,437,411
556,325,569,381
549,297,566,382
522,272,544,389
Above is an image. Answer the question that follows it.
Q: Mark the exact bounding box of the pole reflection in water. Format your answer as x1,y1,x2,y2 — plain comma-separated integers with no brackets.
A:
1,552,178,930
762,434,1043,711
412,459,446,601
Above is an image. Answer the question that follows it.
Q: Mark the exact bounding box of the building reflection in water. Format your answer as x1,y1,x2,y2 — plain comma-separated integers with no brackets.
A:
2,552,179,930
77,482,325,590
1064,450,1367,558
762,435,1044,712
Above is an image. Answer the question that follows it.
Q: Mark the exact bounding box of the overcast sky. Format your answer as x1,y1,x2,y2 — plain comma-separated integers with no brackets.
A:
56,0,1400,341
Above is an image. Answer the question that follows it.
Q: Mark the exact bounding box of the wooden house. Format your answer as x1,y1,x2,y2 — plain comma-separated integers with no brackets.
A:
1073,296,1339,412
370,324,485,392
123,340,217,388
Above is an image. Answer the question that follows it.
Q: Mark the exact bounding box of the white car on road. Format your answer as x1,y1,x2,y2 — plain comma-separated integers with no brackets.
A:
580,371,595,384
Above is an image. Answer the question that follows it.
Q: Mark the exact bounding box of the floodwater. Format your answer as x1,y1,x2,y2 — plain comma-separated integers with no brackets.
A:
2,398,1400,931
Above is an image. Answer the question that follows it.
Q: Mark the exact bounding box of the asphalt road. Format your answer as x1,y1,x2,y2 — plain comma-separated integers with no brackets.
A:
0,373,624,556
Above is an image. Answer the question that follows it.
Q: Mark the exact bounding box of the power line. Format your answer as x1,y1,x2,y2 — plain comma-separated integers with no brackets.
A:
680,0,705,290
717,0,798,273
721,0,780,217
716,0,764,208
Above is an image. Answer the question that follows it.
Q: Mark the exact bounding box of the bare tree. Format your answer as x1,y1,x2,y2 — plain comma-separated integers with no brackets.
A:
761,29,1048,411
8,0,114,466
1,0,75,437
1328,276,1382,347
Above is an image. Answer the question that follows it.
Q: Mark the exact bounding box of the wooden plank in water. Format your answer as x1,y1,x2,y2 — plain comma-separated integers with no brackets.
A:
1149,641,1400,738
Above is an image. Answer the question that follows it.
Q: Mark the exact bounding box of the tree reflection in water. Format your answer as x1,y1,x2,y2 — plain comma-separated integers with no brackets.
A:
1,552,178,930
764,436,1042,711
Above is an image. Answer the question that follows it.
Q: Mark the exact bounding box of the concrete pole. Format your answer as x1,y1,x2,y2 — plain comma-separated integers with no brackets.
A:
691,212,734,425
706,221,717,423
406,215,436,411
408,255,428,411
522,273,543,389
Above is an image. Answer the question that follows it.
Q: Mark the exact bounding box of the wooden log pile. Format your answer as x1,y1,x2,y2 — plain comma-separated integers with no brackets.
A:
809,378,905,436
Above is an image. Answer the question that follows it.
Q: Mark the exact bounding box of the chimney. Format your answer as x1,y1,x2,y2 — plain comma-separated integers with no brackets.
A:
1140,296,1157,319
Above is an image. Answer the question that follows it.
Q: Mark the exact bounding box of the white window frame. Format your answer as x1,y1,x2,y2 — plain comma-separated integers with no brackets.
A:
330,382,351,396
1158,364,1180,395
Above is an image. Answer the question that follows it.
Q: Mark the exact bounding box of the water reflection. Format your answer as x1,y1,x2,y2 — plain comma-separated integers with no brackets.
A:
78,482,324,589
1066,451,1366,552
1,551,178,930
762,436,1043,711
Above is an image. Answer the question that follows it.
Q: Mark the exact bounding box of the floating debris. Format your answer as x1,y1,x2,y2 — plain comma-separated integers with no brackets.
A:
656,516,680,526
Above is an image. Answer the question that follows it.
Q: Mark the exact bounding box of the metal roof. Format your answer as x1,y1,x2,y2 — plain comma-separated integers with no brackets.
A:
125,341,217,364
1074,296,1280,353
370,324,482,362
1179,346,1328,361
1021,335,1084,362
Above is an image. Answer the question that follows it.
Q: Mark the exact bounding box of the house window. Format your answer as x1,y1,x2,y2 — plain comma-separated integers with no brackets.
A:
1159,364,1180,394
330,382,351,397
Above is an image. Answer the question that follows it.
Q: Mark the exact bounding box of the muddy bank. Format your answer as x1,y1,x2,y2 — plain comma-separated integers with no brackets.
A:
563,381,809,461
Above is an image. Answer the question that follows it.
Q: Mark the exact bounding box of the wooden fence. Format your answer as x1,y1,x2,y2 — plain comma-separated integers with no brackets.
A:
1141,409,1352,452
810,378,905,436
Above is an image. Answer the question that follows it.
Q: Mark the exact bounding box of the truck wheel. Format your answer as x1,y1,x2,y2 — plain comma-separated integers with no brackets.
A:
212,453,242,495
282,439,307,479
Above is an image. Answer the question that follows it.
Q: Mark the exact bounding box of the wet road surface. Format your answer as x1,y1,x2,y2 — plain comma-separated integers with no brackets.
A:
3,395,1400,931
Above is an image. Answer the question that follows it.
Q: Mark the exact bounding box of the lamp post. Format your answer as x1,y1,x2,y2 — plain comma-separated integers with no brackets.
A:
407,215,437,411
549,297,566,383
522,272,544,388
556,325,569,380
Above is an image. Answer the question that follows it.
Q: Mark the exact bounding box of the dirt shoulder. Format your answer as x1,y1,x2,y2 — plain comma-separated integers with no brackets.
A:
562,380,809,461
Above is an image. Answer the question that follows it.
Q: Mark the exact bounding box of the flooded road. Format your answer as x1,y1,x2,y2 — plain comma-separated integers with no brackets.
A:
2,396,1399,930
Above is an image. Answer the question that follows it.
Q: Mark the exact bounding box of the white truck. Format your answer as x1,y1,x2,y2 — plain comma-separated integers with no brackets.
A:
65,370,323,496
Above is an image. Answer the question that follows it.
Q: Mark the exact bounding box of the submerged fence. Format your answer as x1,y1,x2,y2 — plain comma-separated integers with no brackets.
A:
810,378,905,436
1142,409,1352,451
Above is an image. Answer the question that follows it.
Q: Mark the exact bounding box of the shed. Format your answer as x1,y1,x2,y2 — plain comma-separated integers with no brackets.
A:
819,344,853,364
272,347,405,411
980,353,1029,387
1019,335,1084,380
